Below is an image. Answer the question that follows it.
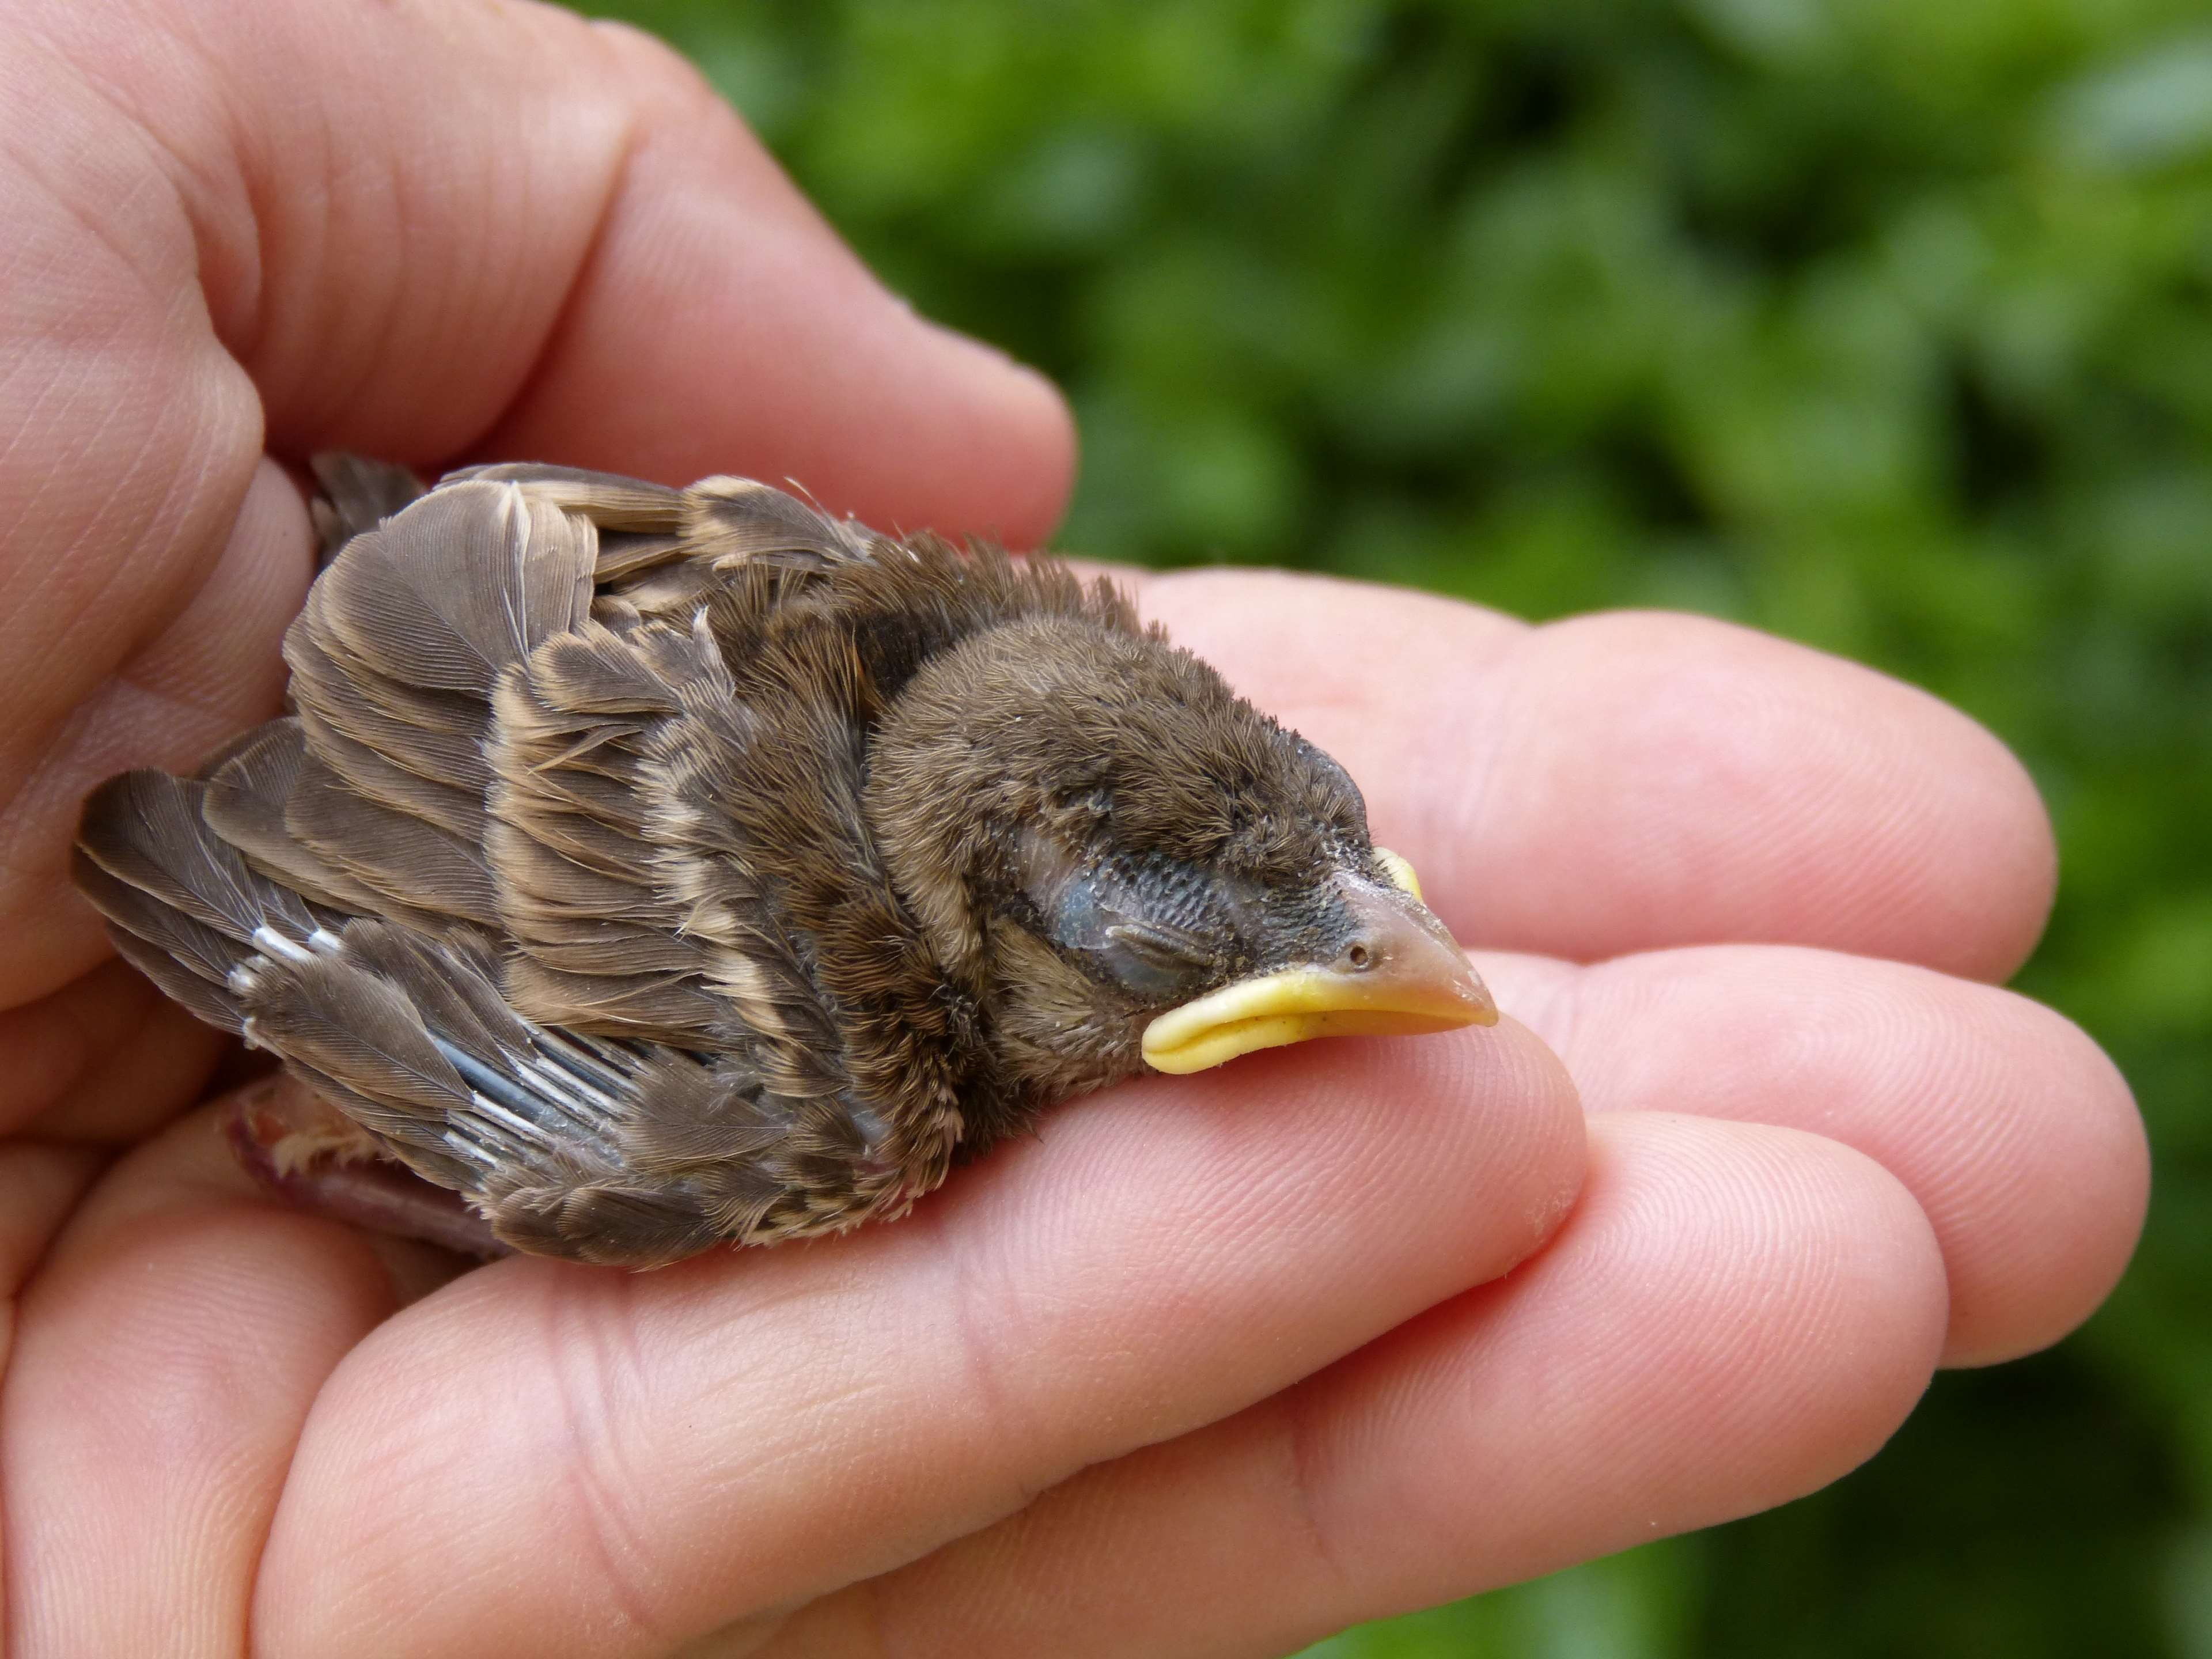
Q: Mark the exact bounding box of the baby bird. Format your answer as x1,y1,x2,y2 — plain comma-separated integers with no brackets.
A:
74,459,1495,1266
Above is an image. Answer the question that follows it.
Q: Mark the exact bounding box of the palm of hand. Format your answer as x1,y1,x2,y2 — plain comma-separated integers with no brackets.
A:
0,3,2144,1656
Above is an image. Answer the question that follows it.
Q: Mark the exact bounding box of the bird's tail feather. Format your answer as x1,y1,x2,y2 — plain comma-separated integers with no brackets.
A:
73,768,326,1034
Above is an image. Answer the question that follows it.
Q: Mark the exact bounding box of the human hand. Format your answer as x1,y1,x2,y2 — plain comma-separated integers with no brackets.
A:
0,2,2146,1655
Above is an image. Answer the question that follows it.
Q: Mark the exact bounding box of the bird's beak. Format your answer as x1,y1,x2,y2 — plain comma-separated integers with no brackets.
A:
1141,850,1498,1074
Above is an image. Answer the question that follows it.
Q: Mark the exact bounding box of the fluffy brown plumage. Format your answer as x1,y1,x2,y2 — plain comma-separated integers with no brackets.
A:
74,459,1494,1266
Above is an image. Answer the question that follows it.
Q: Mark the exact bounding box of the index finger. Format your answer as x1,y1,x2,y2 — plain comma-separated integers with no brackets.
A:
1132,570,2054,982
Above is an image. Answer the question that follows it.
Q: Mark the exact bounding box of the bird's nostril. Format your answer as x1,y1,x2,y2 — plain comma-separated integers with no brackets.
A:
1344,942,1372,971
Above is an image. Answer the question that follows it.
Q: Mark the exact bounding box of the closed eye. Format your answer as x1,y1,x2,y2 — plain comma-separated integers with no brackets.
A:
1104,919,1217,969
1092,919,1221,997
1023,835,1233,1001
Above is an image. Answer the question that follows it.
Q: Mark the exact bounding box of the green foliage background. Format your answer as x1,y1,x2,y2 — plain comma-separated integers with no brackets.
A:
582,2,2211,1652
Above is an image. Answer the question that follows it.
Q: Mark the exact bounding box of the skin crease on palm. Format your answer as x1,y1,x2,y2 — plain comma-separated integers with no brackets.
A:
0,0,2148,1655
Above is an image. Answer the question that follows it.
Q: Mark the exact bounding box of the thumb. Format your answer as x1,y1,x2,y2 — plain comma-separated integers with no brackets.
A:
0,0,1073,1001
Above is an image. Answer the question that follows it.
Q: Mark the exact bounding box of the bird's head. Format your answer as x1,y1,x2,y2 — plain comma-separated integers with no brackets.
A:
864,612,1497,1100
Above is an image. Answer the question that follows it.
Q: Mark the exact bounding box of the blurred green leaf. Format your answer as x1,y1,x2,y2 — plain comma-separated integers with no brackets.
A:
2050,32,2212,172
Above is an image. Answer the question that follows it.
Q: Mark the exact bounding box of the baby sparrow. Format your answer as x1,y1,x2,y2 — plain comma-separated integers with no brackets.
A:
74,460,1494,1266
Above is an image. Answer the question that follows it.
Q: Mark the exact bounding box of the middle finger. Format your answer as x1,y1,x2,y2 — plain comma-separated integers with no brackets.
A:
1475,942,2145,1368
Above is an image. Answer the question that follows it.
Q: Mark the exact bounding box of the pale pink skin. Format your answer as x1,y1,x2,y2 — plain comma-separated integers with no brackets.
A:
0,2,2146,1656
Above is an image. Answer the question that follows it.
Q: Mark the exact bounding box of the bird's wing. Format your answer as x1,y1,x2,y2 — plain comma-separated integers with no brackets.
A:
78,772,827,1263
270,465,861,987
75,467,910,1262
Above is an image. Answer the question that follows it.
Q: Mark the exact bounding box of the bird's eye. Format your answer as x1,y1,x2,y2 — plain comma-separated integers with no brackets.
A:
1098,919,1218,996
1041,857,1226,1000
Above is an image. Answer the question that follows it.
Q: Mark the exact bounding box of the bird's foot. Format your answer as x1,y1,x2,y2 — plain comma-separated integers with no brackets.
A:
224,1073,509,1260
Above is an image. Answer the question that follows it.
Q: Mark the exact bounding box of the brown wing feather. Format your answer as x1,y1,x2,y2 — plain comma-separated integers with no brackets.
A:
71,847,252,1029
77,770,320,944
484,607,837,1064
278,478,598,930
203,720,463,931
308,453,426,561
297,480,596,696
